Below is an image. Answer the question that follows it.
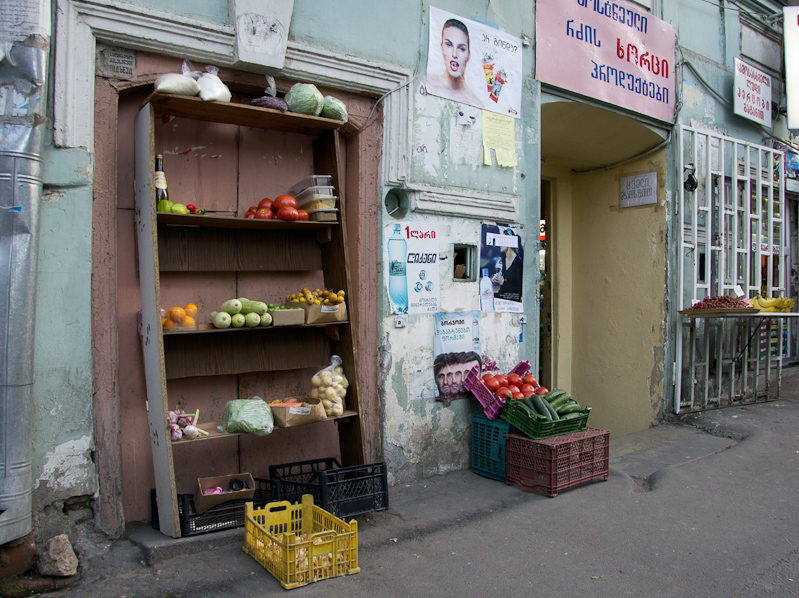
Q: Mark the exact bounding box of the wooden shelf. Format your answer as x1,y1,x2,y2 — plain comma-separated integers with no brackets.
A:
157,212,337,230
143,92,345,134
170,412,359,444
162,321,348,335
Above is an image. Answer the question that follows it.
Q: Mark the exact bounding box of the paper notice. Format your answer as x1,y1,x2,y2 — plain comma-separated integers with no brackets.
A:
482,111,517,167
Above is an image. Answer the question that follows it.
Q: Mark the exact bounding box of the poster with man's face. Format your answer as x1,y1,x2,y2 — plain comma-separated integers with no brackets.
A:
433,311,481,403
425,7,523,117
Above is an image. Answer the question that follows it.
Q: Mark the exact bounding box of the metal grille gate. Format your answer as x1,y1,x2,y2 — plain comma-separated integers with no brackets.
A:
675,125,789,413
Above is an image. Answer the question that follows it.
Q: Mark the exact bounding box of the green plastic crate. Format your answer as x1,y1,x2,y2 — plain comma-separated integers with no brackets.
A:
471,413,510,481
500,400,590,441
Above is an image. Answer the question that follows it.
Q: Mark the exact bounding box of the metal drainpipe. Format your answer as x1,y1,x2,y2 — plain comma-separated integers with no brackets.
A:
0,32,49,545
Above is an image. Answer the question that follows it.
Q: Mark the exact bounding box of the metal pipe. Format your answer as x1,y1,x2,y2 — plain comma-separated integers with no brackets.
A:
0,33,49,545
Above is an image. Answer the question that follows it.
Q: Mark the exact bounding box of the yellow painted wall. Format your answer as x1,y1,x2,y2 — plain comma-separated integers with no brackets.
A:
543,152,667,437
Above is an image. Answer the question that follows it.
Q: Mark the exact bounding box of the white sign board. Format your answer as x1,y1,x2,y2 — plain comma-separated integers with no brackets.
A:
620,172,657,207
785,7,799,131
733,58,772,127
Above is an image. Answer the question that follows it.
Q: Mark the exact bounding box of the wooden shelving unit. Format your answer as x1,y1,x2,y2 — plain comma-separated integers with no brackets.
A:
134,93,365,538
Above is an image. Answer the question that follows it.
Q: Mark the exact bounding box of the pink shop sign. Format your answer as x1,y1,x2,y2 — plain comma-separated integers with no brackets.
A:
536,0,676,123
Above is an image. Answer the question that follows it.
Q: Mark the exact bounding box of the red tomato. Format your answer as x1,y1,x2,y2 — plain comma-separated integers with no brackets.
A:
508,385,520,394
484,377,500,392
247,205,258,214
507,373,523,387
522,374,538,387
276,206,299,221
520,384,536,396
535,386,549,395
494,374,509,388
296,209,310,221
273,194,298,211
258,197,273,210
254,208,273,219
482,373,496,383
244,212,256,219
495,387,511,400
186,204,196,214
512,392,525,400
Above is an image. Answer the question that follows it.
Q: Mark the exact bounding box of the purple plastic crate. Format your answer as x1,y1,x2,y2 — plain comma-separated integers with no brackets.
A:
464,360,531,420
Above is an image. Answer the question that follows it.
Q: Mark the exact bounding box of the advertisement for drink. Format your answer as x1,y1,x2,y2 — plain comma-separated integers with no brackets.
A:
384,222,441,315
425,6,523,118
480,223,525,313
433,311,481,403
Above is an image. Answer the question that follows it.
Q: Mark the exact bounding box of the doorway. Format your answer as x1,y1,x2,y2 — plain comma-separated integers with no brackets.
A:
539,180,552,385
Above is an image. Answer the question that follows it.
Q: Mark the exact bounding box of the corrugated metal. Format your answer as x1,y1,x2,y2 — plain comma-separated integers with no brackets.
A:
0,37,48,544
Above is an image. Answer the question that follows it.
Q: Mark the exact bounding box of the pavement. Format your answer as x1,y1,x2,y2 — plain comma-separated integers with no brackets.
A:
8,366,799,597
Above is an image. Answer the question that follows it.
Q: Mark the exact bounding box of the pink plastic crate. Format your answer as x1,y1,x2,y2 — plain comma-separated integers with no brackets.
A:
464,360,531,420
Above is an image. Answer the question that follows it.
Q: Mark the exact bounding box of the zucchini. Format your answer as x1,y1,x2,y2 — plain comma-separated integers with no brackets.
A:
558,403,583,415
542,398,560,420
531,395,552,421
244,312,261,327
259,312,273,326
230,313,246,328
544,389,568,403
211,311,231,329
220,299,242,315
239,300,267,316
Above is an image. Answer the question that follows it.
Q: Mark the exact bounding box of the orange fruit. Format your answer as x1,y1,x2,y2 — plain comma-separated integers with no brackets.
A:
162,318,178,328
161,318,168,327
169,307,186,323
183,303,198,318
181,315,196,327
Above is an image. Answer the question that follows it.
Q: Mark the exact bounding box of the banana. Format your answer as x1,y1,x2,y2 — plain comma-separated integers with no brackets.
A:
750,296,762,309
758,295,780,307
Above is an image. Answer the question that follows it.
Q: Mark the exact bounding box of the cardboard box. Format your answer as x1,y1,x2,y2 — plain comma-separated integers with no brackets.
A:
270,398,327,428
286,301,347,324
194,473,255,513
268,307,305,326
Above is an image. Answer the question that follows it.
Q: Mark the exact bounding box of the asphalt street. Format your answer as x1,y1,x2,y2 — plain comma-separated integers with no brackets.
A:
13,366,799,597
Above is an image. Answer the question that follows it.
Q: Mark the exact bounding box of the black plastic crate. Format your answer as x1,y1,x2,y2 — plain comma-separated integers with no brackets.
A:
269,458,389,519
151,477,275,537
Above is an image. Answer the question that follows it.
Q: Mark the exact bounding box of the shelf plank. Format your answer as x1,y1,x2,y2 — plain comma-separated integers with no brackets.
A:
143,92,345,134
163,325,331,379
156,212,336,230
170,412,358,444
162,321,349,335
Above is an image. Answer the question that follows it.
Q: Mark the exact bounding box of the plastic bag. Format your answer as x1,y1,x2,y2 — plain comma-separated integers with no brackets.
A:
197,65,232,103
221,396,274,435
154,60,200,96
320,95,348,123
309,355,348,417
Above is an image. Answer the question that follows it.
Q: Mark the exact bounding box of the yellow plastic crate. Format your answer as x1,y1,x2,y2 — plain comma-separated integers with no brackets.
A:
243,494,359,589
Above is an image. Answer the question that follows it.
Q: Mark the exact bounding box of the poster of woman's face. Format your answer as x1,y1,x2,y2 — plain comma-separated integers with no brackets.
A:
425,6,523,118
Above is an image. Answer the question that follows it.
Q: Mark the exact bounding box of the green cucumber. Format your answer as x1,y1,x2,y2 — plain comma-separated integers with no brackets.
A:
558,411,585,421
521,397,536,412
531,395,552,421
544,389,568,403
549,393,572,410
558,403,583,414
542,398,560,421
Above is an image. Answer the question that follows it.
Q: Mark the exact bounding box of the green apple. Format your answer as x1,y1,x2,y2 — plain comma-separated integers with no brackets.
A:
156,199,173,212
171,203,190,214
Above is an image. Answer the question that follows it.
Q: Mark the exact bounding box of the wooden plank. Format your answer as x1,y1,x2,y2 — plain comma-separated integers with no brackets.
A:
163,327,331,379
169,412,359,444
157,226,322,272
134,103,180,538
156,212,333,230
143,92,344,134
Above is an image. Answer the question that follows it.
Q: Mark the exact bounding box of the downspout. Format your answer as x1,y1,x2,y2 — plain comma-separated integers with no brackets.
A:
0,7,50,544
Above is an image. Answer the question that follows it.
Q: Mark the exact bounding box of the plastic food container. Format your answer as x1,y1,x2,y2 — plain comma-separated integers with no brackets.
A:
289,175,333,197
296,185,336,207
307,208,338,222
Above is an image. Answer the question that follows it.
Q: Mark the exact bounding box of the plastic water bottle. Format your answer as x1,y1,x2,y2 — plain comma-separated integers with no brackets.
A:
388,224,408,313
495,254,504,277
480,268,494,311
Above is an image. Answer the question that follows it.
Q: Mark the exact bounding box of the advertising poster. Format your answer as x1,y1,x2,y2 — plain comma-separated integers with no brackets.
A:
426,6,523,118
433,311,482,403
384,221,441,315
480,223,525,313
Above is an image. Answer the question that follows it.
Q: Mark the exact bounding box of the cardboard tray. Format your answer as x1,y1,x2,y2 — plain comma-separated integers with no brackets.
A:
194,473,255,513
270,398,328,427
286,300,347,324
268,308,305,326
